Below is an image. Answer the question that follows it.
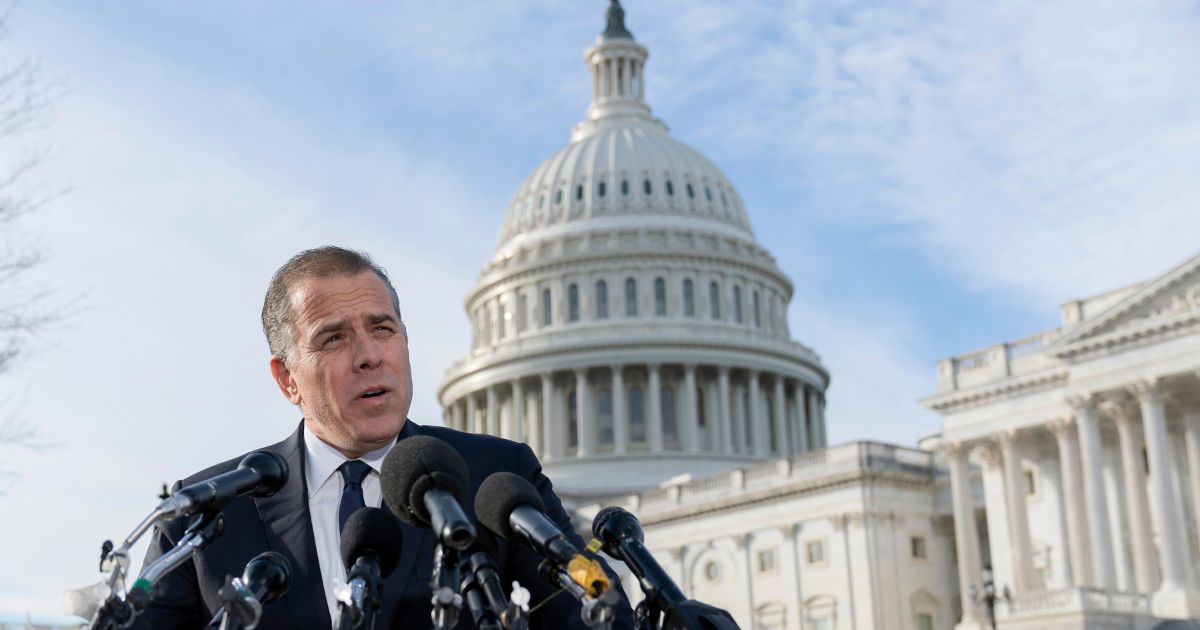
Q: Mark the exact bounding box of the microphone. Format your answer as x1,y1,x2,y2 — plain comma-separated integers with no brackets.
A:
474,472,578,567
592,507,685,609
380,435,475,549
461,528,515,628
157,451,288,519
336,507,404,630
207,551,292,630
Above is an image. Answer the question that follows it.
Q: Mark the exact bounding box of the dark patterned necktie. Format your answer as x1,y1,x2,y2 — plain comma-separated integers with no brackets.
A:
337,460,373,533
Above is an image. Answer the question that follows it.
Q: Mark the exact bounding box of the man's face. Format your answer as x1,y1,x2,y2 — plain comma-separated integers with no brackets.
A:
269,271,413,457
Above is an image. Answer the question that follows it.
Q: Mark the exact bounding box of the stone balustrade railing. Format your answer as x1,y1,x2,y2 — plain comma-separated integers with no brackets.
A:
936,328,1064,392
1004,587,1152,616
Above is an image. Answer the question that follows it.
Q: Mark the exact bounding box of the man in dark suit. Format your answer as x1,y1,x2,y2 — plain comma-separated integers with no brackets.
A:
134,246,634,629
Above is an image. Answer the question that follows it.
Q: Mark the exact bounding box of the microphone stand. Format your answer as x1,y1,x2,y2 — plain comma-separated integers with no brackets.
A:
460,570,502,630
208,575,261,630
537,560,618,630
429,543,463,630
335,555,383,630
91,512,225,630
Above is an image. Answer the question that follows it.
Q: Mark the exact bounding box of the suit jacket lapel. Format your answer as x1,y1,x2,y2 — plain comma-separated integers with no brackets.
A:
255,422,331,630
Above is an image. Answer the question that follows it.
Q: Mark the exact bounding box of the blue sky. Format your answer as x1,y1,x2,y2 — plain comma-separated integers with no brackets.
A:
2,0,1199,615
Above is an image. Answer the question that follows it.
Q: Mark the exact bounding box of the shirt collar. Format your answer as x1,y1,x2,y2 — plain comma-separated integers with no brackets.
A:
302,423,398,499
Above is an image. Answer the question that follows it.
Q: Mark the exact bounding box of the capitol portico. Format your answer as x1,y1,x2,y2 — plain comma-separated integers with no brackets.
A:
437,0,829,503
926,252,1200,628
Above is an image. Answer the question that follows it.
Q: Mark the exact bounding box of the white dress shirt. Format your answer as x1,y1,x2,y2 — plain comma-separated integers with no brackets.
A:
302,424,396,625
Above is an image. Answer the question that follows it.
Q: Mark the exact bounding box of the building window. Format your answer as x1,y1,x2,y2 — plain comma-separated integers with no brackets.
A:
742,390,753,446
568,391,578,448
806,540,825,565
1025,468,1037,497
709,281,720,319
696,386,706,428
734,285,743,323
916,613,934,630
625,278,637,316
575,184,583,200
753,290,761,327
554,189,563,205
686,183,695,198
621,179,629,195
568,283,580,322
629,386,645,442
643,179,652,195
661,386,676,443
757,548,777,573
598,387,613,446
497,300,507,339
654,278,666,316
596,280,608,319
598,181,606,198
704,561,720,582
542,288,552,326
683,279,695,317
766,395,776,452
666,180,674,196
517,293,527,332
911,536,927,559
705,186,712,202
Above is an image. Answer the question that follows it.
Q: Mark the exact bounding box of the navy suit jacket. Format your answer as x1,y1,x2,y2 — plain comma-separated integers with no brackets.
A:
132,420,635,629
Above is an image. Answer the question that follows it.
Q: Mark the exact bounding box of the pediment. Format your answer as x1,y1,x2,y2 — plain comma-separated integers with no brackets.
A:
1049,252,1200,356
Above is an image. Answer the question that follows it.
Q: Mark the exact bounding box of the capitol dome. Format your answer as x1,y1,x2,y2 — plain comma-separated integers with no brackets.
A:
438,1,830,504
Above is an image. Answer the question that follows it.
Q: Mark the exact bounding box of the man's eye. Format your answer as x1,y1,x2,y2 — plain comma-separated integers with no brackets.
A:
374,326,395,334
323,334,342,345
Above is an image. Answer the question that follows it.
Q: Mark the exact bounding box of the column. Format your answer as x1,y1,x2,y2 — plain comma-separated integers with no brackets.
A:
1106,399,1159,592
773,376,787,456
793,389,809,453
998,431,1035,593
946,442,982,624
682,364,699,453
486,385,498,436
576,368,594,456
817,393,828,448
1070,394,1116,589
648,363,663,453
453,400,465,433
1049,417,1093,586
735,534,756,624
467,394,478,434
806,386,821,449
749,371,767,456
718,366,733,455
732,383,746,453
1133,379,1200,616
781,523,803,625
512,379,525,443
612,365,627,455
977,444,1014,594
1184,407,1200,555
541,373,557,460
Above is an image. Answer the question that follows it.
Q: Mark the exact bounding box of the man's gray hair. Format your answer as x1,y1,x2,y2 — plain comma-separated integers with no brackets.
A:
262,246,403,362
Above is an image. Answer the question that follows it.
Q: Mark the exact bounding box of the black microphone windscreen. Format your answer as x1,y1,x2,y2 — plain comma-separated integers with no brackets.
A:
380,435,471,528
473,472,545,540
239,450,289,498
340,507,405,578
242,551,292,603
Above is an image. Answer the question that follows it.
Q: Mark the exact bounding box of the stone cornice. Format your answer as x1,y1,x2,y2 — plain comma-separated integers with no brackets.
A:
1049,309,1200,360
921,367,1068,412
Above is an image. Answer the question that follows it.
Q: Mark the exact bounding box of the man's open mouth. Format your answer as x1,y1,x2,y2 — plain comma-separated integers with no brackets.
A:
360,388,388,399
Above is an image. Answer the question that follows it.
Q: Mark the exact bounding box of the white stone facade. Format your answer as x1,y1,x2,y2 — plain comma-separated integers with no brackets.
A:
925,251,1200,629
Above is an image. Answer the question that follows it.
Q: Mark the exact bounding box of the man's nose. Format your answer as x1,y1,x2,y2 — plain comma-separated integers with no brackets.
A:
354,335,384,370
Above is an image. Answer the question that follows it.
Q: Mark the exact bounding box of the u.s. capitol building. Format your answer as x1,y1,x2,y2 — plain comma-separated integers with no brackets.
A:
438,2,1200,629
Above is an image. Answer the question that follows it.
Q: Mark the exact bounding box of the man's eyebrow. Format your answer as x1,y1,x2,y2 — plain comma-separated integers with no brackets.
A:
310,319,348,341
367,313,399,326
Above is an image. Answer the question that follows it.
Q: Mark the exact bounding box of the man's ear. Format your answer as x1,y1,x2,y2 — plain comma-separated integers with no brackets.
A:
269,356,303,406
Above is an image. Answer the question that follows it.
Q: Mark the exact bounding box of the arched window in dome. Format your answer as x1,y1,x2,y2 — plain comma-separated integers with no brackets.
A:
709,281,721,319
654,278,666,316
661,386,676,444
542,288,552,326
753,290,761,328
568,390,579,449
517,293,528,332
595,280,608,319
575,184,584,201
629,386,645,443
705,186,713,202
733,285,743,323
554,189,563,205
721,190,728,209
598,387,613,447
625,278,637,316
621,179,629,196
686,183,695,199
568,284,580,322
539,195,545,209
666,181,674,196
683,279,695,317
598,181,607,198
643,179,652,195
